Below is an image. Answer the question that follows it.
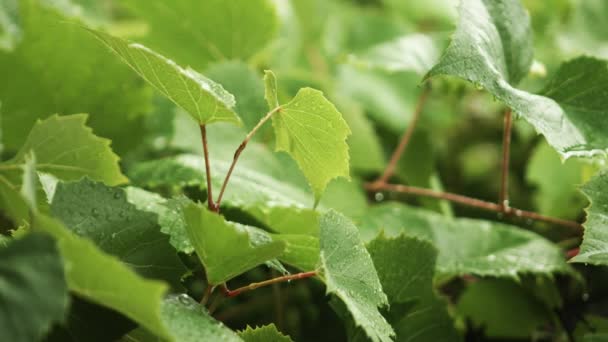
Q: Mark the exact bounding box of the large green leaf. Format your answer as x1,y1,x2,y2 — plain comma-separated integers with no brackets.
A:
239,324,293,342
427,0,608,158
0,0,151,153
183,203,286,285
122,0,278,71
360,203,572,279
265,71,352,202
33,213,171,339
0,233,69,342
571,172,608,265
0,114,126,223
88,29,240,126
319,210,394,342
50,178,186,286
367,234,460,342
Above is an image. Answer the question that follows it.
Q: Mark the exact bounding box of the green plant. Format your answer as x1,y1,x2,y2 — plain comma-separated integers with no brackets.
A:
1,0,608,341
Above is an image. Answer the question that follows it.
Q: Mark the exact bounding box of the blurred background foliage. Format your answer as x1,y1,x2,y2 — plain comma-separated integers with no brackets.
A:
2,0,608,340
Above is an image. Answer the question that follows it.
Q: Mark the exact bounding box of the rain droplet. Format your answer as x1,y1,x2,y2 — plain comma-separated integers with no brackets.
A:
582,293,590,302
374,192,384,202
177,294,192,305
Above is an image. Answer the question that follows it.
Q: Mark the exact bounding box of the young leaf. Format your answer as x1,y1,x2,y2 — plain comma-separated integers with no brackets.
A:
50,178,186,287
264,70,279,109
239,324,294,342
0,233,69,342
426,0,608,158
367,234,461,342
361,203,572,279
87,29,240,126
183,203,286,285
319,210,394,342
122,0,279,71
33,213,171,339
571,172,608,265
270,86,352,202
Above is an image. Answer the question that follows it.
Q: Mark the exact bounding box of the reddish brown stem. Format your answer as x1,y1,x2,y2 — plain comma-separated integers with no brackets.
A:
200,284,213,305
367,182,582,231
374,85,431,185
215,106,281,209
500,109,513,211
200,125,217,212
221,271,317,298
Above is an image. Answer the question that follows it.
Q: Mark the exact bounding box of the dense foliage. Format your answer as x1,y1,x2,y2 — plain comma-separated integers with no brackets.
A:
1,0,608,341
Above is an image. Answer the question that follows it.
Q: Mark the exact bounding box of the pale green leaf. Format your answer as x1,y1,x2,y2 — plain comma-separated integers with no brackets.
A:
122,0,279,71
0,233,69,342
272,234,319,271
360,203,572,279
319,210,394,342
88,29,240,125
239,324,293,342
367,234,460,341
19,151,36,210
0,0,20,51
572,171,608,265
0,0,151,153
33,214,171,339
347,33,441,75
183,203,286,285
50,179,186,287
264,70,280,109
427,0,608,158
273,88,351,202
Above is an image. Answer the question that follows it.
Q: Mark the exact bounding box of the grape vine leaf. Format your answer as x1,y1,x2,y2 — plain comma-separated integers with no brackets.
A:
0,233,69,342
360,203,572,279
571,171,608,265
239,324,294,342
348,33,441,75
33,213,171,339
0,114,127,223
122,0,279,71
265,71,352,202
319,210,394,342
183,203,286,285
367,234,461,341
50,178,186,287
160,295,242,342
88,29,240,126
426,0,608,158
0,0,151,153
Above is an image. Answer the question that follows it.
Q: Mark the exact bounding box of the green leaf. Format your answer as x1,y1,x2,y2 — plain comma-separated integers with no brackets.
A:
526,140,588,219
183,203,286,285
572,171,608,265
360,203,572,279
456,279,552,339
427,0,608,158
264,70,280,109
367,234,460,341
88,29,240,126
0,0,151,153
272,88,351,202
239,324,293,342
160,295,242,342
33,213,171,339
319,210,394,342
50,178,186,287
347,33,441,75
0,0,20,51
0,114,126,223
122,0,279,71
272,234,319,271
0,233,69,342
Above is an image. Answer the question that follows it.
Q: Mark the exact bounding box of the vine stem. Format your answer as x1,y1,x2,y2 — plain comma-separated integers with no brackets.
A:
220,271,317,298
500,109,513,211
366,182,583,231
199,125,218,212
200,284,214,305
373,84,431,185
215,106,282,209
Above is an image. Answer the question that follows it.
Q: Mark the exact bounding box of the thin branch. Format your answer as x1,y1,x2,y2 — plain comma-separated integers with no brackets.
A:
200,284,214,305
221,271,317,298
199,125,217,212
500,109,513,211
215,106,282,209
374,84,431,185
367,182,583,231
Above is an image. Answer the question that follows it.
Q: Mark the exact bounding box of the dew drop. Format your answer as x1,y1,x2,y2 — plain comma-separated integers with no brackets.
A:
177,294,192,305
582,293,590,302
374,192,384,202
113,192,121,200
